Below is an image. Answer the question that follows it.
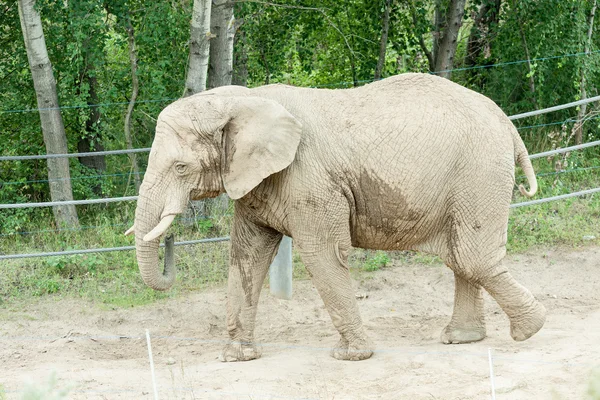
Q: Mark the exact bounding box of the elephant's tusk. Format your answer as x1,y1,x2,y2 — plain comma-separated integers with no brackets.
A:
124,224,135,236
143,214,176,242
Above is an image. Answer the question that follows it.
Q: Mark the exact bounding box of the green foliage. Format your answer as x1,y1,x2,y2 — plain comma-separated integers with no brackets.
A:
2,0,600,307
589,367,600,400
0,202,233,306
20,372,71,400
363,251,391,271
3,0,600,211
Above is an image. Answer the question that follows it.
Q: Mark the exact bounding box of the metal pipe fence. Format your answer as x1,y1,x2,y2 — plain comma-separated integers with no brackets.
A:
0,196,138,209
508,95,600,121
0,237,230,261
0,147,150,161
1,98,600,262
1,140,599,211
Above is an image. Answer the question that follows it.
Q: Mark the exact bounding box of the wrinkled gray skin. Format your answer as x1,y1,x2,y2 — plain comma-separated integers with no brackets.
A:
129,73,545,362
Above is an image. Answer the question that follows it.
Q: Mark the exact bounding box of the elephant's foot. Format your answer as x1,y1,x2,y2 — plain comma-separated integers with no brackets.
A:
330,336,374,361
509,300,546,341
220,340,261,362
441,325,486,344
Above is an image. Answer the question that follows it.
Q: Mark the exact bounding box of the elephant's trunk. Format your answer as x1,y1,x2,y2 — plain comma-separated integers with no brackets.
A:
134,193,177,291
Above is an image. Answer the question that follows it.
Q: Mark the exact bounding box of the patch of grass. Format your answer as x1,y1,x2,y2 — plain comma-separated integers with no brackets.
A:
20,372,71,400
589,367,600,400
350,250,390,272
0,202,232,308
509,150,600,252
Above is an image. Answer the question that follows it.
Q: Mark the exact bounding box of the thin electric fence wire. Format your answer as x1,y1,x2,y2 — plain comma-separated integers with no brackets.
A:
2,48,600,115
1,171,145,186
0,98,177,114
431,49,600,75
0,222,130,237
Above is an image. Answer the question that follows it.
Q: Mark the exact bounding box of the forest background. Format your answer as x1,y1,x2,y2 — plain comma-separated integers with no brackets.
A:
2,0,600,303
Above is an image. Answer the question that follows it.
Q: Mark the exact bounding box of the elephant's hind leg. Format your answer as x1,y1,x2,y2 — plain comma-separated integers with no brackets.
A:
441,273,486,344
444,216,546,342
477,267,546,341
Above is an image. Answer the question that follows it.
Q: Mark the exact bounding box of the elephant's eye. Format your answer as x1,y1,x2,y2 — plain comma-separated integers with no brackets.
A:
175,163,188,175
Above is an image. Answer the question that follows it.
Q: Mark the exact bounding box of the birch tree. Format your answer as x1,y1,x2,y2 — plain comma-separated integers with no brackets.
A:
374,0,392,80
184,0,212,96
207,0,235,89
205,0,236,213
574,0,597,145
18,0,79,228
124,15,141,193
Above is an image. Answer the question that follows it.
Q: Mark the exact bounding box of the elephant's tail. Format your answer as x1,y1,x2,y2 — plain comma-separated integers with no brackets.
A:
512,128,538,198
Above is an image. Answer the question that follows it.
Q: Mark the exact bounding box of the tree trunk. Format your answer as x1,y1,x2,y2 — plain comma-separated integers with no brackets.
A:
206,0,235,214
183,0,212,97
77,63,106,196
574,0,597,145
207,0,235,89
232,22,248,86
432,0,444,64
409,0,434,71
465,0,501,68
517,20,538,110
259,44,270,84
18,0,79,229
374,0,392,80
434,0,467,79
125,17,141,194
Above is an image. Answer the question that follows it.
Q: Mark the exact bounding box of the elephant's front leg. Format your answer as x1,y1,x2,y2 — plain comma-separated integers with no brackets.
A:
296,210,374,361
221,210,283,362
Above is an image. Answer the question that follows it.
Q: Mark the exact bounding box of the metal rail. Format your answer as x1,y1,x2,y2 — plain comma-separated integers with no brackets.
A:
0,237,230,260
509,95,600,120
510,187,600,208
529,140,600,159
0,148,151,161
0,196,138,209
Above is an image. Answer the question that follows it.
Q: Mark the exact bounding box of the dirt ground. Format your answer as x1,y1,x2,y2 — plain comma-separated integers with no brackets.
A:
1,246,599,400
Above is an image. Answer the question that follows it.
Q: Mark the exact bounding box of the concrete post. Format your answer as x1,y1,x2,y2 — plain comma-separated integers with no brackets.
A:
269,236,293,300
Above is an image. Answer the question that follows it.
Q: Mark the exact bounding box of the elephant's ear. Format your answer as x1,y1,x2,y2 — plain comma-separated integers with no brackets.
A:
221,97,302,200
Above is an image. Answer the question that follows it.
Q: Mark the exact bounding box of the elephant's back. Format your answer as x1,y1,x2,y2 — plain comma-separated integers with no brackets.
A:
328,74,516,250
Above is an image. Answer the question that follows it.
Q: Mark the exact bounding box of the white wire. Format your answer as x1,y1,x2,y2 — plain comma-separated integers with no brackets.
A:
146,329,159,400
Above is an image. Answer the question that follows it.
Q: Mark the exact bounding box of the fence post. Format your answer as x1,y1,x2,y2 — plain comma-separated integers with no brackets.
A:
269,236,293,300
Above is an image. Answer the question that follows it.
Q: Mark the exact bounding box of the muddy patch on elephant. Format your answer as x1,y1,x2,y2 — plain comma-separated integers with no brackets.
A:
1,246,599,399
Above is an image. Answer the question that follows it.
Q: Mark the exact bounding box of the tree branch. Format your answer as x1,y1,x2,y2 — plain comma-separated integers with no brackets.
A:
230,0,329,12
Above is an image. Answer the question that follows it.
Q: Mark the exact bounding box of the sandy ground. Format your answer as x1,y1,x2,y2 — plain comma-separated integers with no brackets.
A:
1,246,599,400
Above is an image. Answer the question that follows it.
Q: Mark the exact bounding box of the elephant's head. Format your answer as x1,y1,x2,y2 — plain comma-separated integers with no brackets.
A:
128,89,302,290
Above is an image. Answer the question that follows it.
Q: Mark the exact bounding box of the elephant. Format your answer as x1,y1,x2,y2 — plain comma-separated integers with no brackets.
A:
126,73,546,362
